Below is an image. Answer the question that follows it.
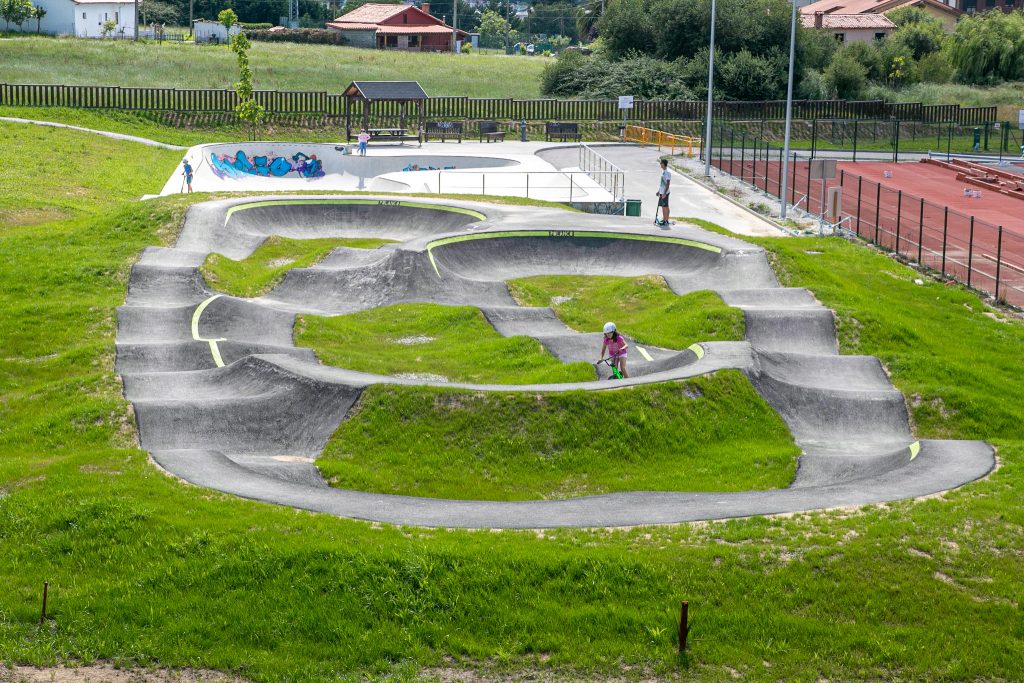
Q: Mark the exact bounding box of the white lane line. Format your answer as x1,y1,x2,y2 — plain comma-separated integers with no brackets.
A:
636,346,653,362
191,295,227,368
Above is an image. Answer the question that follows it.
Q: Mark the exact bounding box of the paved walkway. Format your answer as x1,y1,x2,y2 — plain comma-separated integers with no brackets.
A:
538,144,783,237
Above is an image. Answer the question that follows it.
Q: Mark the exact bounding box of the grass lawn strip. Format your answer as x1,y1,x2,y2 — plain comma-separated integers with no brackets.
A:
509,275,745,349
0,120,182,227
318,374,799,500
0,37,545,99
296,303,594,384
200,236,396,298
1,122,1023,680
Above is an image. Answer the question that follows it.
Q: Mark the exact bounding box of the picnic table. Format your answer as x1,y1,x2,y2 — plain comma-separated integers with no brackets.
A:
351,127,422,146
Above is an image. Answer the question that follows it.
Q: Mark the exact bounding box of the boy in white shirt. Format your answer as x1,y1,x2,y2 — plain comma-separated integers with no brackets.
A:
655,158,671,226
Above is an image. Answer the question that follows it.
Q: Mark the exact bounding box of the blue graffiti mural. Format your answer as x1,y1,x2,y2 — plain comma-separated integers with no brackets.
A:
210,151,325,179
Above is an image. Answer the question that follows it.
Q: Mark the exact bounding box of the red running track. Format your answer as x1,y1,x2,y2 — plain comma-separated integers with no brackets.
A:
714,156,1024,306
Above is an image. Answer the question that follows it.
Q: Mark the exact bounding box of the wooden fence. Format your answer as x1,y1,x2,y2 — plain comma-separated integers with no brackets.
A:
0,83,998,125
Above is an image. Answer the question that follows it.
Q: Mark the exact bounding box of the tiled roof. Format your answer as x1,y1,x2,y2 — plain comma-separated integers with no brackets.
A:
326,21,380,30
333,3,408,23
800,0,959,16
801,12,897,28
376,24,454,34
343,81,429,100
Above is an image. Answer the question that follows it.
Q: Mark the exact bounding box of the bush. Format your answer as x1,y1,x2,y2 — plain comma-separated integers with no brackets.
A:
824,51,867,99
718,49,784,101
949,10,1024,85
240,22,273,30
918,51,953,84
797,68,829,100
246,28,345,45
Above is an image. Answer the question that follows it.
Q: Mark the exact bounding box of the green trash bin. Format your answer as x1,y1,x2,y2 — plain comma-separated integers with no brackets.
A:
625,199,642,216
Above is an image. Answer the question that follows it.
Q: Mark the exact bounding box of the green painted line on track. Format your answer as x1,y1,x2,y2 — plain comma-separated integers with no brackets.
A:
224,199,486,225
426,230,723,277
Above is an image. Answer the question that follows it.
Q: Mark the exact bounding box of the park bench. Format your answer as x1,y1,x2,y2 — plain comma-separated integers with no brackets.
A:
424,121,463,143
545,122,581,142
478,121,506,143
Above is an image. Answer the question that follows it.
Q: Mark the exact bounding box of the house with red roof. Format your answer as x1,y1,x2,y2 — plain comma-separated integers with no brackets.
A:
799,0,961,32
326,2,467,51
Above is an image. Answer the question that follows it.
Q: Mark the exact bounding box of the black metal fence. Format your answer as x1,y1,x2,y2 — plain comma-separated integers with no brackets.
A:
0,83,999,126
705,123,1024,307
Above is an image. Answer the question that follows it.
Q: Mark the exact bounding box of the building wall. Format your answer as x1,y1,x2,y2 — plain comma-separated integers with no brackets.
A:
5,0,78,35
831,26,893,43
193,21,240,44
340,28,376,48
73,2,135,38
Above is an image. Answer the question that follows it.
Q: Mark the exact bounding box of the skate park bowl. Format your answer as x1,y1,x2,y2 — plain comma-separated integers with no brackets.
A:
163,142,614,202
117,195,994,528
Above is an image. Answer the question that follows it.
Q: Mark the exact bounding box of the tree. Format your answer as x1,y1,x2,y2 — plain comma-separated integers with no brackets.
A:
477,8,511,47
948,10,1024,85
230,33,266,141
575,0,604,42
597,0,655,59
218,7,237,33
101,17,117,36
1,0,33,31
31,3,45,32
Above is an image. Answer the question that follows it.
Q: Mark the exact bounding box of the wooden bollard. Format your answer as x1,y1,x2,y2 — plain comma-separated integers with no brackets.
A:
678,600,689,652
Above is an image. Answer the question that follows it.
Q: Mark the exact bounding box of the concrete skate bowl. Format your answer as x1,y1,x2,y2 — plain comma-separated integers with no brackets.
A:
167,143,521,195
117,195,995,528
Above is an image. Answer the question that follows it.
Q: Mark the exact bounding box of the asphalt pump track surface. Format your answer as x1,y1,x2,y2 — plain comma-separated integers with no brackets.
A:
116,196,994,527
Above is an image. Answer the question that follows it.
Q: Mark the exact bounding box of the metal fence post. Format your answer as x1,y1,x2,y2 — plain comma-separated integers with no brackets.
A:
946,122,952,161
918,198,925,264
874,182,881,244
856,175,863,234
730,128,735,174
893,119,900,163
853,119,858,163
791,152,798,207
895,190,903,253
995,226,1003,301
941,207,949,276
811,118,817,159
806,159,812,212
967,216,975,287
741,133,746,182
777,146,784,198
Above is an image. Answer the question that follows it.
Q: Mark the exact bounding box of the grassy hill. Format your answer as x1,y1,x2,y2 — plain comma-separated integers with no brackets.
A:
0,35,546,98
1,117,1023,681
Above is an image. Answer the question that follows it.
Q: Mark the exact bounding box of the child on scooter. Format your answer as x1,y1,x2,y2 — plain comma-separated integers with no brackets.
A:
598,321,629,378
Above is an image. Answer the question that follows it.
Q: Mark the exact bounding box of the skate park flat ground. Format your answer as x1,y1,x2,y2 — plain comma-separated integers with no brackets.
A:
116,194,994,528
165,140,613,202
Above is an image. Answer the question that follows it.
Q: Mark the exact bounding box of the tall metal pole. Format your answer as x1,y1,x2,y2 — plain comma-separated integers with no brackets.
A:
779,0,797,219
703,0,716,177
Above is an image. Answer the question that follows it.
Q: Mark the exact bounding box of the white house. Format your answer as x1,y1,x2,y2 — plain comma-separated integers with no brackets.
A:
192,18,241,44
8,0,136,37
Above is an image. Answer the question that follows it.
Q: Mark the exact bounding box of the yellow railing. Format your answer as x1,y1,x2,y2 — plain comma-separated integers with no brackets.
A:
624,125,701,158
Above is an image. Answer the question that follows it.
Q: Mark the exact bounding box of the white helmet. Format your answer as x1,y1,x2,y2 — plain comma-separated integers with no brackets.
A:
603,322,617,334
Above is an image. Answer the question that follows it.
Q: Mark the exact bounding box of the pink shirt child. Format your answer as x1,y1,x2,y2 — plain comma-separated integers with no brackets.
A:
357,131,370,144
603,333,628,357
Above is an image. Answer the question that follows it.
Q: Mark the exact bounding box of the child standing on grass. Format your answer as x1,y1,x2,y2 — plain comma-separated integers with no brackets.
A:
598,322,629,378
358,129,370,156
181,158,193,193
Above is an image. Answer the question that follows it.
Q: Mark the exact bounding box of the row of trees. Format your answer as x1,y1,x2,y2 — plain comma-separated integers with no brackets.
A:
1,0,45,32
544,0,1024,101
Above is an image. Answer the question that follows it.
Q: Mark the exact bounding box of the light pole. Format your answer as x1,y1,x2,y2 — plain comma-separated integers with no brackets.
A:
779,0,798,219
703,0,716,177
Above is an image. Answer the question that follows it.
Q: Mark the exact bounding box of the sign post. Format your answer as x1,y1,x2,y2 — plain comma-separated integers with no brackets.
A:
618,95,634,139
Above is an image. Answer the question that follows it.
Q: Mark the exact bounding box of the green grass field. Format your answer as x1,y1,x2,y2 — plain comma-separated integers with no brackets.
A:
319,375,798,500
297,303,595,385
201,236,396,298
2,117,1024,681
0,35,546,98
509,275,745,349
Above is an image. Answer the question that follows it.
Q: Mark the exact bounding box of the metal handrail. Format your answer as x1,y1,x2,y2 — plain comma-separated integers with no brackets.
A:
578,143,625,200
624,125,702,158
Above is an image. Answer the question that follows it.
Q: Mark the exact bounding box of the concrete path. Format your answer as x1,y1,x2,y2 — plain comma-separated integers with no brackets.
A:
0,116,189,150
538,144,783,236
117,196,994,528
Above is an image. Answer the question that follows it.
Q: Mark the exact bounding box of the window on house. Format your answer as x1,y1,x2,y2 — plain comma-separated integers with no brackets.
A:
985,0,995,7
82,12,86,18
409,35,419,47
386,35,398,47
403,14,408,23
964,0,977,11
874,32,886,40
115,12,118,21
834,32,845,42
